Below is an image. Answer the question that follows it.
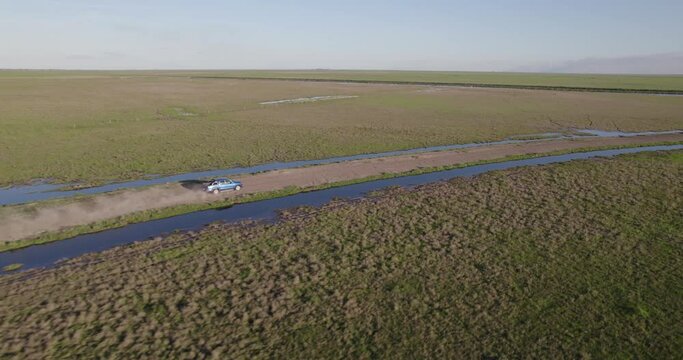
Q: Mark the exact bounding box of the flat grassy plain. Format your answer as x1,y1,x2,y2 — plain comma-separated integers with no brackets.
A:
1,72,682,186
1,151,681,358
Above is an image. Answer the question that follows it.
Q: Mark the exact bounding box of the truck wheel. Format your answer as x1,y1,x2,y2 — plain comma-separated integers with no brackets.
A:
213,189,219,195
235,185,242,191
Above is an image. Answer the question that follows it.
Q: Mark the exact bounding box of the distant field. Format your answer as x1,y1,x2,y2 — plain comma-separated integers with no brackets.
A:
1,73,682,186
2,151,681,358
3,69,683,91
184,70,683,92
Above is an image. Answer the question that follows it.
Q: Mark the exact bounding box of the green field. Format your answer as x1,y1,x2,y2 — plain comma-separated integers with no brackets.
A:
1,72,682,187
2,151,681,358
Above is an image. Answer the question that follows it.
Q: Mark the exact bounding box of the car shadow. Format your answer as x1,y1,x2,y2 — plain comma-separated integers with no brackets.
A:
179,180,207,191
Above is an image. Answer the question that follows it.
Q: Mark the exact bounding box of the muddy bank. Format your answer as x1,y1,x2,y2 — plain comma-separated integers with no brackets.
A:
2,133,682,242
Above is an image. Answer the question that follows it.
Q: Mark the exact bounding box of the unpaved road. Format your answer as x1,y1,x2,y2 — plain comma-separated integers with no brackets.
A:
2,134,682,242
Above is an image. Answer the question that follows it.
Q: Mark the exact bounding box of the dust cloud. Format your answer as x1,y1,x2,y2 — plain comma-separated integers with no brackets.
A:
2,185,219,242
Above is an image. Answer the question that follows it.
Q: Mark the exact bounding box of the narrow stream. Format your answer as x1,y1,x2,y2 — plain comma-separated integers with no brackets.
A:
1,144,681,274
1,129,680,206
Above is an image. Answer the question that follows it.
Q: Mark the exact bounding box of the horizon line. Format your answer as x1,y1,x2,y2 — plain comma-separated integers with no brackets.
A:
1,68,682,76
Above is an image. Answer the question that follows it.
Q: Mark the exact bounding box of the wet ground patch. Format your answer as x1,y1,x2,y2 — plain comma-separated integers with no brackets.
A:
259,95,359,105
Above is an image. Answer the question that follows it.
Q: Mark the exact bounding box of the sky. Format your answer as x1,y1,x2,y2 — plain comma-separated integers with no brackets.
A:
1,0,682,73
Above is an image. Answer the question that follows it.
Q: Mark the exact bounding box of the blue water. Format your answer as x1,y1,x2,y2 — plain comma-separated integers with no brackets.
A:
1,144,681,274
1,129,680,206
576,129,683,137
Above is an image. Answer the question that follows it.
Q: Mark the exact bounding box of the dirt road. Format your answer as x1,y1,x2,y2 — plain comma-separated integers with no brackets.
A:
3,134,682,242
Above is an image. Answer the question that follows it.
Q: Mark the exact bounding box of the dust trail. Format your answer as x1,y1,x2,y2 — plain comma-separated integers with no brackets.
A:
2,186,222,242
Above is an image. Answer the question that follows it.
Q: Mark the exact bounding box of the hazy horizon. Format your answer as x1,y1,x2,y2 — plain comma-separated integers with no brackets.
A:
3,53,683,76
2,1,682,74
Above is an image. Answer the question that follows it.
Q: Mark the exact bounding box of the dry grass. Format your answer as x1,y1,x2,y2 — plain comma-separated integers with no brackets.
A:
1,151,681,358
1,75,682,186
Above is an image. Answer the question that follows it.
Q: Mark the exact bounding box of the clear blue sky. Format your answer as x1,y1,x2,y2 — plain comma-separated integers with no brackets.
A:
1,0,682,72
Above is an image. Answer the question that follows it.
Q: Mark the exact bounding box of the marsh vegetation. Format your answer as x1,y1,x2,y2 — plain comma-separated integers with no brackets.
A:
1,151,681,358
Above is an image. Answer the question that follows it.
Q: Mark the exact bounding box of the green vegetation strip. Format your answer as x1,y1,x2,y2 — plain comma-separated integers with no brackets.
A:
1,150,681,358
3,141,680,253
1,263,22,272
